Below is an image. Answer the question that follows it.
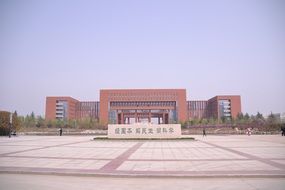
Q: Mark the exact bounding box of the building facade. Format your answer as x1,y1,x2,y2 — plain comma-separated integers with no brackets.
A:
99,89,187,125
187,101,208,119
75,101,100,120
207,96,241,120
45,97,79,120
45,89,241,124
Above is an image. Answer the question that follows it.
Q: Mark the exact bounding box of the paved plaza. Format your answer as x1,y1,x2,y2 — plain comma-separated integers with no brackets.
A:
0,135,285,177
0,173,284,190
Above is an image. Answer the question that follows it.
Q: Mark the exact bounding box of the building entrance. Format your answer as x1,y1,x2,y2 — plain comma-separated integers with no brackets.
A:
117,110,169,124
108,100,178,124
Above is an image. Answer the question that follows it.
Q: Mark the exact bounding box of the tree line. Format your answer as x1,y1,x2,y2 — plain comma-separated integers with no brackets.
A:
181,112,283,130
0,111,283,135
0,111,21,135
0,111,105,135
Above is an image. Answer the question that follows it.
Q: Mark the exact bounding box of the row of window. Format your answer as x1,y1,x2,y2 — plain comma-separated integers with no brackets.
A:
110,101,176,107
116,109,170,113
108,92,177,98
76,102,100,111
187,101,208,110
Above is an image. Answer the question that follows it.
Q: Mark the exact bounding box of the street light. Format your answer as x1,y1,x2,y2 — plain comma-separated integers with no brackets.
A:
9,112,12,138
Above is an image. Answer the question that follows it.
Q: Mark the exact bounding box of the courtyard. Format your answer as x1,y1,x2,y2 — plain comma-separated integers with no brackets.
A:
0,135,284,189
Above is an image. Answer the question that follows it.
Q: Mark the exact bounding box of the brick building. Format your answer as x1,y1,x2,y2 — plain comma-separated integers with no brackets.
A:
45,97,79,120
45,89,241,124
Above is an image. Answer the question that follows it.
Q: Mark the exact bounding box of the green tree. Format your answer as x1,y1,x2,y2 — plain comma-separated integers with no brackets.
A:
36,116,45,128
256,112,264,120
24,112,37,128
208,117,217,125
179,120,187,128
31,112,35,120
55,119,64,128
12,111,21,131
220,116,226,124
237,113,244,120
190,118,200,126
235,113,244,124
200,118,208,125
47,120,53,128
252,112,265,127
267,112,279,125
244,113,250,122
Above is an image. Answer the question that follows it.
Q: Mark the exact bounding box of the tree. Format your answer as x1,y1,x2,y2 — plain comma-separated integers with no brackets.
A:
237,113,244,120
244,113,250,121
23,112,37,128
179,121,187,128
267,112,279,125
0,111,10,135
36,116,45,128
55,119,64,128
235,113,245,124
47,120,53,128
200,118,208,125
256,112,264,120
220,116,227,124
208,117,217,125
251,112,265,127
12,111,21,131
190,118,200,126
31,112,35,120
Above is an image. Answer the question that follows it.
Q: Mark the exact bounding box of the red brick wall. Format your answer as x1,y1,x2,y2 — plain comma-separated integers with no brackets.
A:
45,97,79,120
46,92,241,122
99,89,187,124
207,95,241,119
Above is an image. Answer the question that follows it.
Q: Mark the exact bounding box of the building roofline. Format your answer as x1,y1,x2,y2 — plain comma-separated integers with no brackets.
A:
46,96,79,101
100,88,186,91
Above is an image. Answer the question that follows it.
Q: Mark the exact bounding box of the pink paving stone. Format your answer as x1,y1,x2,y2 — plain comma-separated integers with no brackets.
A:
0,135,284,177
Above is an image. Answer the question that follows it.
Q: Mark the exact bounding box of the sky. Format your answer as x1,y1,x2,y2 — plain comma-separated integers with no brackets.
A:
0,0,284,117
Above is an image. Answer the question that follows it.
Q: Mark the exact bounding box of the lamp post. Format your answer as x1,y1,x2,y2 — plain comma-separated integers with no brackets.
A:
9,112,12,138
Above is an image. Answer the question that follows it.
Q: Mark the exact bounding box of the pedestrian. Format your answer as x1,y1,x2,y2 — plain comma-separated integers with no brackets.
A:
246,128,252,136
8,123,11,138
281,125,285,136
59,127,63,136
203,128,206,137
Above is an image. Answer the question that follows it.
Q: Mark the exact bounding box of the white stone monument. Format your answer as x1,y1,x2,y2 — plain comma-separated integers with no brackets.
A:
108,123,181,139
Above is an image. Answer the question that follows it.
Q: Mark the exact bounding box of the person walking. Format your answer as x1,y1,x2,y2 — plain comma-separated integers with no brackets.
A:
281,125,285,136
59,127,63,136
246,128,252,136
203,128,206,137
8,123,11,138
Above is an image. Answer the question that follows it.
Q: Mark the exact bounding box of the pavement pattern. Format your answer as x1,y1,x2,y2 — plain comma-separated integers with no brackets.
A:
0,135,285,177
